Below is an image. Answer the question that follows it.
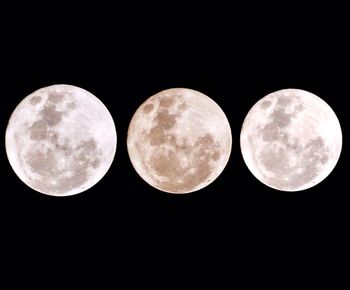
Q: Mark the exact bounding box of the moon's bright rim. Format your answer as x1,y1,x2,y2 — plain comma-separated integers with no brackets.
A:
5,84,117,197
127,88,232,194
240,88,342,192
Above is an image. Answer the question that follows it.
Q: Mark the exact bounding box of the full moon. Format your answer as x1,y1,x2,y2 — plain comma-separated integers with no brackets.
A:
5,84,117,196
240,89,342,191
127,88,232,194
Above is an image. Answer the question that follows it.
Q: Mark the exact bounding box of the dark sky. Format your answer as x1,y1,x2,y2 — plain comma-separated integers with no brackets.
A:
0,3,348,286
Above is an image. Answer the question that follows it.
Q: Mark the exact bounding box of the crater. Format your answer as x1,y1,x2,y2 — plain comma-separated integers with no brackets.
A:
296,104,304,111
91,159,101,169
261,100,271,109
29,120,48,140
67,102,76,110
320,155,329,165
198,134,214,148
30,95,42,105
212,151,221,161
143,104,154,114
179,102,188,111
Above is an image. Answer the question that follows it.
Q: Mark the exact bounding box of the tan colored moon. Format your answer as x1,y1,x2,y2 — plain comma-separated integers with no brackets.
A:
240,88,342,191
5,84,117,196
127,88,232,194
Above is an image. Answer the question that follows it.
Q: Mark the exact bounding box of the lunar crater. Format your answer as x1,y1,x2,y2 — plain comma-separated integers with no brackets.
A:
30,95,42,105
261,100,271,109
143,103,154,114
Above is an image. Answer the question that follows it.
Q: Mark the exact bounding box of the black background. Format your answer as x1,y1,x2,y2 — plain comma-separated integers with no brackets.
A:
0,2,348,286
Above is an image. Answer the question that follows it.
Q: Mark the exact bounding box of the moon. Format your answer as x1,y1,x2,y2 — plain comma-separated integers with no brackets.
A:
5,84,117,196
240,88,342,191
127,88,232,194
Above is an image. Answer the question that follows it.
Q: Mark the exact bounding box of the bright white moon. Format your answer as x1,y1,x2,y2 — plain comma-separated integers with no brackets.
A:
5,84,117,196
127,88,232,194
240,88,342,191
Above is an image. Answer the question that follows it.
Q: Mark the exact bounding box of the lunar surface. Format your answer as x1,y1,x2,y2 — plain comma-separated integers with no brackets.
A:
127,88,232,194
5,84,117,196
240,89,342,191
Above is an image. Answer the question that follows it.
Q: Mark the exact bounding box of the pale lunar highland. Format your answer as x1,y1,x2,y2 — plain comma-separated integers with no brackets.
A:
5,85,117,196
240,89,342,191
127,88,232,194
